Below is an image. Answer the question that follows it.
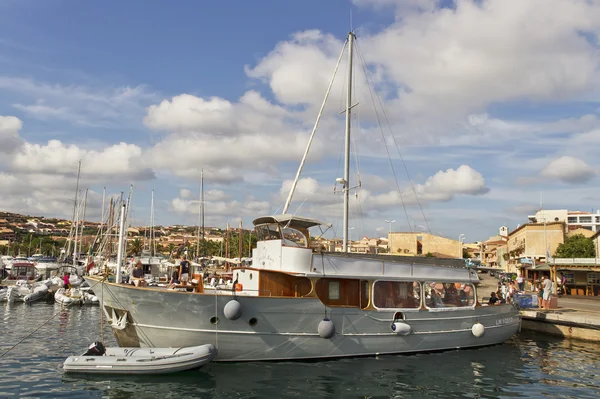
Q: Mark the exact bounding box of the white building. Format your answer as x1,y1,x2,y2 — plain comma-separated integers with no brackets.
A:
528,209,600,232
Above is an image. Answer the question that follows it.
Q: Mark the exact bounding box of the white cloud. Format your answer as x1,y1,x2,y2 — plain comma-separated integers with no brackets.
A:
541,156,596,183
179,188,193,199
9,140,155,180
0,115,23,153
144,91,292,135
412,165,489,201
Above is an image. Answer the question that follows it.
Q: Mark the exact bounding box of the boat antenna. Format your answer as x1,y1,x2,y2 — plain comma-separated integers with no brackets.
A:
282,38,348,214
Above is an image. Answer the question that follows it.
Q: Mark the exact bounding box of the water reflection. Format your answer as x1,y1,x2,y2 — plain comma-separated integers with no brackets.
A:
1,304,599,398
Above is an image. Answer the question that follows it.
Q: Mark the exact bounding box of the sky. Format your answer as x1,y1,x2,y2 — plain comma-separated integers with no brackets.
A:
1,0,600,243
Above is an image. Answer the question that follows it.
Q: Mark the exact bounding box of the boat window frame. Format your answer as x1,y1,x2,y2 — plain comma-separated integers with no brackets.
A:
372,280,422,310
424,281,476,311
280,226,308,248
255,223,282,241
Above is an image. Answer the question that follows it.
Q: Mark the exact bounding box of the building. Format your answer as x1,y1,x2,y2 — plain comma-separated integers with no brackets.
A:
506,222,565,274
528,209,600,232
388,232,461,259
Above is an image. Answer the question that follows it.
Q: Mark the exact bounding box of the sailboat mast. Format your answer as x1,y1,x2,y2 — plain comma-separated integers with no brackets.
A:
196,174,202,260
150,189,155,257
342,32,354,253
201,170,205,257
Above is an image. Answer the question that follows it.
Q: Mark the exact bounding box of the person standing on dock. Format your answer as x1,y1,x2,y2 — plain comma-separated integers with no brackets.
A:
516,273,524,292
542,275,553,310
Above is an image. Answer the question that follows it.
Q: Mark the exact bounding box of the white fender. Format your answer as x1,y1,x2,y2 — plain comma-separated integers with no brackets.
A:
472,322,485,338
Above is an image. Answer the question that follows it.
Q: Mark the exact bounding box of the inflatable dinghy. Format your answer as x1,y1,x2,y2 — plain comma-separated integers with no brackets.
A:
63,342,217,374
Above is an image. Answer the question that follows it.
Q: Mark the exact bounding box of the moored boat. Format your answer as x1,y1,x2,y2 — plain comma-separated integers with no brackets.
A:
55,287,99,305
86,31,520,362
63,342,217,374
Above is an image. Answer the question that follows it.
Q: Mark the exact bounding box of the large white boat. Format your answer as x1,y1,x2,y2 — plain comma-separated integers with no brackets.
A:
87,32,520,362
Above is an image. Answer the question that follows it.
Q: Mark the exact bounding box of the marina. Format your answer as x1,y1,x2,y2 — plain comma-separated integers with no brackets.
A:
1,0,600,397
1,303,599,398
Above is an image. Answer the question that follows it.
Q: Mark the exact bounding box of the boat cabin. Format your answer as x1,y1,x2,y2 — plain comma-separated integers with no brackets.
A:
5,262,37,282
252,214,331,274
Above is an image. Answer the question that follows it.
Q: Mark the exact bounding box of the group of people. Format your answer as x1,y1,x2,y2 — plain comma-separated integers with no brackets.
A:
489,281,518,305
488,273,559,310
129,255,191,288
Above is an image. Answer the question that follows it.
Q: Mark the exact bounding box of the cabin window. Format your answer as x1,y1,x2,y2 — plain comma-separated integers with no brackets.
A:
315,278,360,307
373,281,421,309
328,281,340,300
424,282,475,308
281,227,307,248
295,277,312,297
255,224,281,241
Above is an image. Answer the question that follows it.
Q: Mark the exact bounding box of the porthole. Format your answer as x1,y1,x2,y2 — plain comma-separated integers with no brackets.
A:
249,317,258,326
249,273,253,280
210,316,220,325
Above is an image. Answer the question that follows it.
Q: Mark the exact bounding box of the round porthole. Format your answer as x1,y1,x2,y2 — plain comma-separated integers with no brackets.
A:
249,317,258,326
210,316,220,325
249,273,253,280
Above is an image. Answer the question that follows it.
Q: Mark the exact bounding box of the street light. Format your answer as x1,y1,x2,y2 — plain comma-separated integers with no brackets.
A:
385,220,396,255
458,234,465,258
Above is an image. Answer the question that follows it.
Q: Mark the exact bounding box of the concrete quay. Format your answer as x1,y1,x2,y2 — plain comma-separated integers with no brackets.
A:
519,296,600,342
476,273,600,341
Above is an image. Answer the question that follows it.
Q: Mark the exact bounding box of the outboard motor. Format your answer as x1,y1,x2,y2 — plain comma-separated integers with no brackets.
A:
83,341,106,356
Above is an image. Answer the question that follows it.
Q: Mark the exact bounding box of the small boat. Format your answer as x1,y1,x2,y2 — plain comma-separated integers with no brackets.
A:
23,280,52,303
63,342,217,374
55,287,99,305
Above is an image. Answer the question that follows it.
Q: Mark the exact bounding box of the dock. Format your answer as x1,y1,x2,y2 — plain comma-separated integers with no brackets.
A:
520,296,600,341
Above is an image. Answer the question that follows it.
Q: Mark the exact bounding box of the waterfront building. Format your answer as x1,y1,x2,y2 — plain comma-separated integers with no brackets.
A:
528,209,600,232
388,232,461,258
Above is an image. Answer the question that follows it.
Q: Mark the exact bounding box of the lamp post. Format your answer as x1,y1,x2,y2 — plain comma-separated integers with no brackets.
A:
385,220,396,255
459,234,465,258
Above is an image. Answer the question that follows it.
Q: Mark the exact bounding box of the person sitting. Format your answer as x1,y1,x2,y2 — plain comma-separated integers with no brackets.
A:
130,261,146,287
168,269,180,289
488,291,499,305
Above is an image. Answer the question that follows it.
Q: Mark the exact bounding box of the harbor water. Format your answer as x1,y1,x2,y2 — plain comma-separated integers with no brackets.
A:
1,303,599,398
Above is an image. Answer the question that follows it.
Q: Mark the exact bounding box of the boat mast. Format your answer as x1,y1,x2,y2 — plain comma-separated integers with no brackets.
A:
282,39,348,214
196,172,202,260
342,32,355,253
79,188,88,264
66,160,81,262
116,201,127,284
201,170,205,258
150,189,155,257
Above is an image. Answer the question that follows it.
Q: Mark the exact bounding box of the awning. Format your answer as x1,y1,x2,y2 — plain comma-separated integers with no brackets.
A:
252,214,332,229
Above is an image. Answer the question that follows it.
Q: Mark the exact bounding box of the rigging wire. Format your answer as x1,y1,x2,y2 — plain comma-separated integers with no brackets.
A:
354,41,414,235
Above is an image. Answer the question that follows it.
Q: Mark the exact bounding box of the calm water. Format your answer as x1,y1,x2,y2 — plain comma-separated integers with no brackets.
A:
1,303,599,399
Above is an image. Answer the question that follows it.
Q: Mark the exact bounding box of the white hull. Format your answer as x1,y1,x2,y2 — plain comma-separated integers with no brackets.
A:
63,344,216,374
88,277,520,362
55,288,99,305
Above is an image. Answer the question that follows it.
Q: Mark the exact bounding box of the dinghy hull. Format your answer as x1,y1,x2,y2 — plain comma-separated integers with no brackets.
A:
63,344,217,374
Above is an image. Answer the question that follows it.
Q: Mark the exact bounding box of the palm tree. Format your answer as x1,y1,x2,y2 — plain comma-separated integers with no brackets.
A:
128,237,142,256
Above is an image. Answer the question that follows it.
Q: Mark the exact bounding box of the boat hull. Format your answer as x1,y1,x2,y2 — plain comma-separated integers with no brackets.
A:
87,277,521,362
63,344,216,374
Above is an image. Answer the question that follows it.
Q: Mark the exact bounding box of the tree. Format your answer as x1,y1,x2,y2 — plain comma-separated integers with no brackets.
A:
554,234,596,258
128,238,143,256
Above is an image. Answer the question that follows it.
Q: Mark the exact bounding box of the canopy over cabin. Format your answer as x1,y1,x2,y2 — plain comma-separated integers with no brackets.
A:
253,214,331,249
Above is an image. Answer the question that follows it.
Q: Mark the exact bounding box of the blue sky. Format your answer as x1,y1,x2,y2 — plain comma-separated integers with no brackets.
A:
1,0,599,243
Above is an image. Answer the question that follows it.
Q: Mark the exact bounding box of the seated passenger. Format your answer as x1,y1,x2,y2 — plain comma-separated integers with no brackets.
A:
488,291,499,305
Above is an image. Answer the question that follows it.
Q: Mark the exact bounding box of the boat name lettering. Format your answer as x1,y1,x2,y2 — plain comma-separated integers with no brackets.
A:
496,317,515,326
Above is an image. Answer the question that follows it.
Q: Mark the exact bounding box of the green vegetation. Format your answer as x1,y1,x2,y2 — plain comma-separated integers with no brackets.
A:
554,234,596,258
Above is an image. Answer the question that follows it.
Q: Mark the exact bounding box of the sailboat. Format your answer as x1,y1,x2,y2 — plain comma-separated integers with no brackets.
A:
87,32,520,361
